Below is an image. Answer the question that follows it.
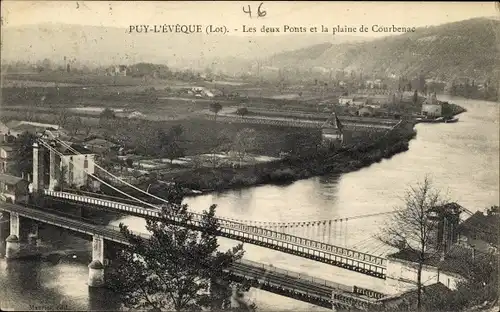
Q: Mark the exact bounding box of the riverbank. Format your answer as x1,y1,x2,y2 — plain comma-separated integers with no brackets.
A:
442,101,467,117
135,122,417,199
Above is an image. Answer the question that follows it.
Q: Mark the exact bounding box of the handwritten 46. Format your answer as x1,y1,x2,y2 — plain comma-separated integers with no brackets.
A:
243,2,266,18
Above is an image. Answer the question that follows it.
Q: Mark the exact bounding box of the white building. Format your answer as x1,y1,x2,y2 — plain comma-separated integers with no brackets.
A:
421,93,442,117
48,143,95,190
338,96,354,106
384,248,468,296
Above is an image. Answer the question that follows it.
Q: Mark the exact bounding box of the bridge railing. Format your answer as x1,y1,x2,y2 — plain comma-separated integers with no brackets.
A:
44,190,387,274
62,188,163,207
215,217,386,267
1,202,384,309
236,258,353,291
205,114,395,130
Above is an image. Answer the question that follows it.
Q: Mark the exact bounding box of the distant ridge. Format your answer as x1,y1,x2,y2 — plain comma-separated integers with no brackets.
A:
0,23,372,72
263,18,500,81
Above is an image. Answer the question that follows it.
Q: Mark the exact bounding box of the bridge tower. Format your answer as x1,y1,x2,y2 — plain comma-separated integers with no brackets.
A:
321,113,344,149
426,203,462,255
32,142,46,194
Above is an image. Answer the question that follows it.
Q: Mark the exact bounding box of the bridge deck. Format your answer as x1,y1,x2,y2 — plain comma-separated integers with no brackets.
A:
44,190,387,278
195,113,395,130
0,202,386,309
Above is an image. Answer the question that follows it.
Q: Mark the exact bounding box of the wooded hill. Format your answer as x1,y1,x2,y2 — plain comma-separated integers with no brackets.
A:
265,18,500,83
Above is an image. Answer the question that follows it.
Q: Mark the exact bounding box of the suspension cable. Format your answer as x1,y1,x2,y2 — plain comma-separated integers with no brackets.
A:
38,139,162,211
45,132,170,204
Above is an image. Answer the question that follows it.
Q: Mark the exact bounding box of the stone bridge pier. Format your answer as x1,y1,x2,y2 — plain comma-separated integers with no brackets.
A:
2,212,41,259
0,212,9,257
5,212,21,259
88,234,105,287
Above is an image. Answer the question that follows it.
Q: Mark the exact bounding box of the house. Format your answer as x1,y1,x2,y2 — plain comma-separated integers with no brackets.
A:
357,106,375,117
379,282,453,311
421,93,442,117
49,142,95,189
352,97,368,106
7,121,64,138
0,121,11,142
0,145,16,173
114,65,128,76
83,138,120,156
385,246,469,295
0,173,30,203
367,94,392,107
191,87,214,98
127,111,146,119
106,65,128,77
457,209,499,254
338,96,354,106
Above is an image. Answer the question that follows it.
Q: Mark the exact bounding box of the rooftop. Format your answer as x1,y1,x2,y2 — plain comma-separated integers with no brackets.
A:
387,244,488,278
84,138,118,148
0,121,9,133
0,145,14,152
46,141,93,155
379,282,452,303
458,211,499,246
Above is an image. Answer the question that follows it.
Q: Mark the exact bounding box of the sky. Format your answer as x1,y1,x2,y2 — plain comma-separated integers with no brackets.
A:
1,1,499,37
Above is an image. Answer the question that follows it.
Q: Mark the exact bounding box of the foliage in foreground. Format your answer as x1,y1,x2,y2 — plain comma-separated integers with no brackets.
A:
108,187,255,311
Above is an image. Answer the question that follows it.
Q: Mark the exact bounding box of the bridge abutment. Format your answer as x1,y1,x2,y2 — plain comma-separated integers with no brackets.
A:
88,234,105,287
5,212,21,259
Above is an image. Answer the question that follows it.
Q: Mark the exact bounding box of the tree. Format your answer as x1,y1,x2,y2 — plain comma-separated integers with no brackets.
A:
67,116,83,136
158,126,185,164
232,128,257,167
100,108,116,119
412,89,418,105
169,124,184,140
211,130,232,168
125,158,134,168
235,107,248,117
108,188,254,311
209,102,223,121
209,102,223,164
378,177,447,312
13,131,37,176
83,124,93,137
55,108,70,127
163,141,185,165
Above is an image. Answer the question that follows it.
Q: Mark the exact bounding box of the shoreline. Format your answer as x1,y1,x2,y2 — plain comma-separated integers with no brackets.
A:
143,121,418,200
149,103,465,199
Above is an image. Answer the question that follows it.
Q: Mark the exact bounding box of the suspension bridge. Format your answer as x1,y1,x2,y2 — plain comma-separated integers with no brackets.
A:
35,132,474,262
0,132,474,309
0,202,386,309
195,111,398,131
32,135,400,277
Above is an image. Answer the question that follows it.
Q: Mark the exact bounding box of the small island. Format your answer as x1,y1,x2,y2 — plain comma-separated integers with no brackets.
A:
416,93,466,124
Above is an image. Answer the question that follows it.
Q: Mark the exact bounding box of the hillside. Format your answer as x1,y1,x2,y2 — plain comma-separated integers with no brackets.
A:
0,23,371,73
266,18,500,82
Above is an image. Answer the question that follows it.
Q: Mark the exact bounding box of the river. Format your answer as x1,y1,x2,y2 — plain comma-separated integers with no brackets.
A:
1,96,498,311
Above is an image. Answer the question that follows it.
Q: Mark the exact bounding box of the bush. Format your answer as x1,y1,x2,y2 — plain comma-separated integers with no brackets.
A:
236,107,249,116
269,168,296,183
